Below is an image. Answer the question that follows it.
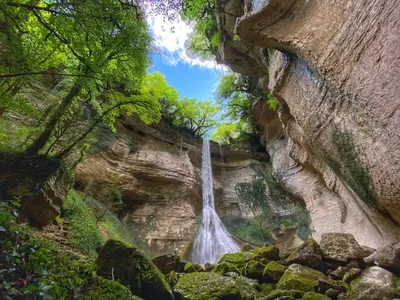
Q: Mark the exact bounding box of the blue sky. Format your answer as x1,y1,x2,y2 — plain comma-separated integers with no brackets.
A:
146,14,228,102
149,55,224,100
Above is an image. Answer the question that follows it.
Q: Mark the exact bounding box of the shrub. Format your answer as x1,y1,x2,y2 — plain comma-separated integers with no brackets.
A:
0,199,95,299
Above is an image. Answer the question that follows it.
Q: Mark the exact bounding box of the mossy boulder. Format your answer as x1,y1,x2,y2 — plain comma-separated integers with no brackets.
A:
260,283,275,295
173,272,261,300
302,292,331,300
184,262,203,273
241,243,254,252
250,245,279,263
276,264,327,292
96,240,173,299
286,238,322,269
213,251,247,275
244,260,266,280
165,270,182,288
350,266,398,299
320,233,371,263
79,276,141,300
263,289,304,299
263,261,287,282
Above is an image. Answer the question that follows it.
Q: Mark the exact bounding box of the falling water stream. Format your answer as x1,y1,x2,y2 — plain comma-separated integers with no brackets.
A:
190,139,240,265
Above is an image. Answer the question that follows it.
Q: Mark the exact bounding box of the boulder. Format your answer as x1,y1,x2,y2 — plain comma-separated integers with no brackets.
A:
213,251,247,275
320,233,372,262
250,244,280,262
263,261,287,282
183,262,203,273
342,268,362,284
80,276,139,300
302,292,331,300
152,254,186,274
364,242,400,273
329,266,348,280
96,240,173,299
276,264,327,292
173,272,261,300
285,238,322,268
350,266,398,300
263,289,304,300
244,260,266,280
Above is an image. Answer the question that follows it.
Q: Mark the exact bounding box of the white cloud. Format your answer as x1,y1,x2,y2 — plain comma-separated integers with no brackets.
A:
147,14,226,71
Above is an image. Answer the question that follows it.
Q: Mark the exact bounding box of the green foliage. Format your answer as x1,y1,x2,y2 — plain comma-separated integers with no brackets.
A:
233,34,241,41
267,95,280,111
1,0,157,157
84,197,152,258
0,199,96,299
168,97,220,136
183,0,220,61
212,122,241,145
80,276,135,300
63,190,104,255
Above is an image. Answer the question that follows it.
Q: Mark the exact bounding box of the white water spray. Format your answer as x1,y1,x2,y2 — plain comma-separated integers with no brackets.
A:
190,139,240,264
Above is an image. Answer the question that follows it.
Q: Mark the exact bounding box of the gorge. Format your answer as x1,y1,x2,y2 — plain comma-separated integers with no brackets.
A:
0,0,400,299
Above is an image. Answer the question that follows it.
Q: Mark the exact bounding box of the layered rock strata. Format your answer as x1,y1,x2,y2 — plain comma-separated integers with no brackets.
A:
216,0,400,248
76,116,270,255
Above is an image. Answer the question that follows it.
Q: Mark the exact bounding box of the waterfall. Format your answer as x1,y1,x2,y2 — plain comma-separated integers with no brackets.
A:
190,139,240,265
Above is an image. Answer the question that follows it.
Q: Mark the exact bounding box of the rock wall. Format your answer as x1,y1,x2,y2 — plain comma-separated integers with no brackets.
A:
76,116,271,255
216,0,400,248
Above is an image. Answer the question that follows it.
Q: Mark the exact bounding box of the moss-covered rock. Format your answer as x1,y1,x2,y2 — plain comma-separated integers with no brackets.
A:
184,262,203,273
276,264,327,292
244,260,266,280
165,270,182,288
350,266,398,300
173,272,261,300
302,292,331,300
241,243,254,252
213,251,247,275
250,245,279,262
263,289,304,299
263,261,287,282
286,238,322,269
96,240,173,299
79,276,140,300
260,283,275,295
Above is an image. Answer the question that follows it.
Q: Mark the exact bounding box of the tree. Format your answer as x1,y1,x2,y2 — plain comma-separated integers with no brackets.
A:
1,0,153,156
212,123,240,145
171,98,220,136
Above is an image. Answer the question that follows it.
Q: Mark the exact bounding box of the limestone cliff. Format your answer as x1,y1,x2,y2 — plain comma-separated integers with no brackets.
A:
216,0,400,248
76,116,272,255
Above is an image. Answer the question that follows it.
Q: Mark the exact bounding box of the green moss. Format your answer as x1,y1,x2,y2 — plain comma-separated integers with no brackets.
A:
302,292,331,300
165,271,181,288
213,251,247,275
244,260,266,280
276,264,325,292
184,262,203,273
250,244,279,262
84,197,152,257
260,283,275,295
263,261,287,282
63,190,104,255
174,272,260,300
264,289,304,299
96,240,173,299
212,262,240,275
79,276,137,300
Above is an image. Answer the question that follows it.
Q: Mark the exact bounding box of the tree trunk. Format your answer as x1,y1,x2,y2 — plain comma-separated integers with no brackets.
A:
25,81,82,156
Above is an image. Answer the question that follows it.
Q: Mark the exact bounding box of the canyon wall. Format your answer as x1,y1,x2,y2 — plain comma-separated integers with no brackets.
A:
76,116,272,255
216,0,400,248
